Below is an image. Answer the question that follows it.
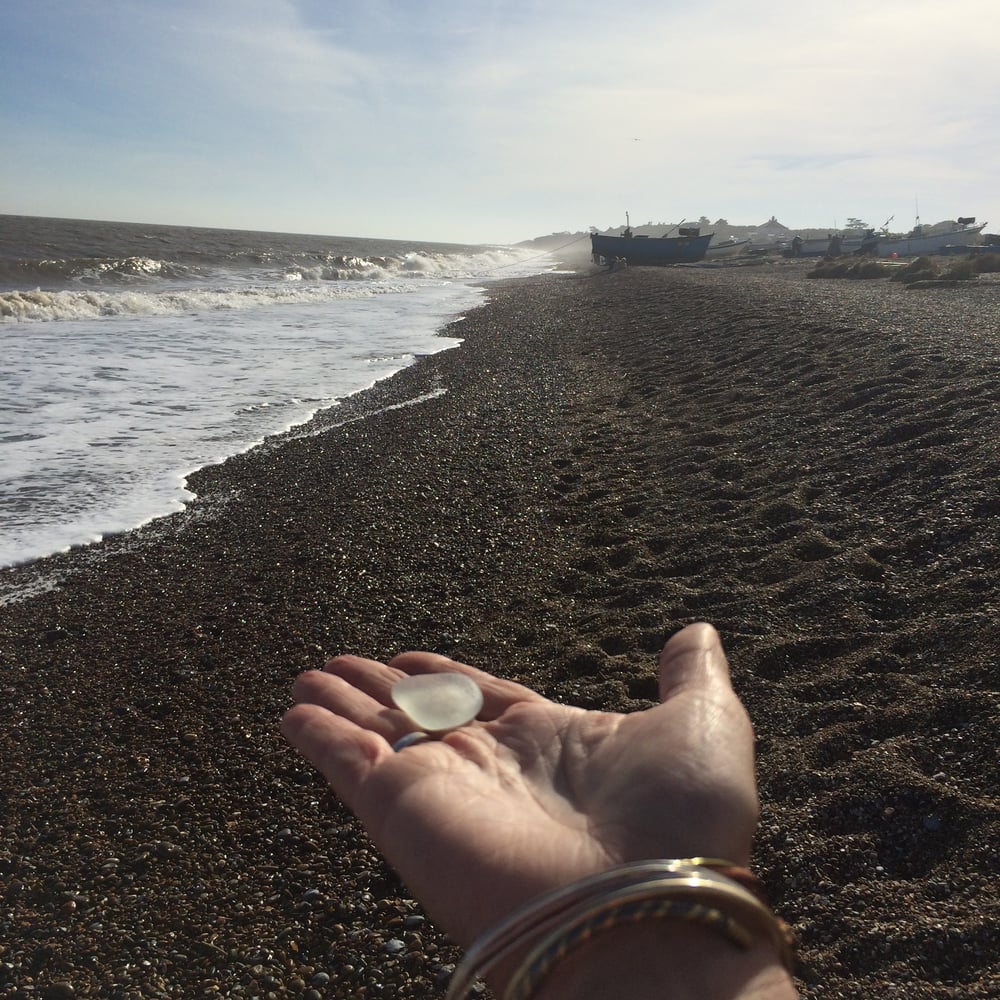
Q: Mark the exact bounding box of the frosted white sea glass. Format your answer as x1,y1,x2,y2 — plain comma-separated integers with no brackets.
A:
391,673,484,732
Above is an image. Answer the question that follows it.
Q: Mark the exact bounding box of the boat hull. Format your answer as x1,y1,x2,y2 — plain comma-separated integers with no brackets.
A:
704,238,751,259
591,232,713,266
875,224,986,257
792,237,867,257
793,223,987,258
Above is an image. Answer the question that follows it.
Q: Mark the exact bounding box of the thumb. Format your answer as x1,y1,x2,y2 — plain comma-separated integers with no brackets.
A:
658,622,734,703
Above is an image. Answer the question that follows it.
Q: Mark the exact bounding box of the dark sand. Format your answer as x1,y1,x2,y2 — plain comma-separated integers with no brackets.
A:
1,258,998,998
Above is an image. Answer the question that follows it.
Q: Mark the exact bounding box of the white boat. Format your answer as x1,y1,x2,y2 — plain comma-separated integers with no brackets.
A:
792,218,986,258
875,220,986,257
704,238,751,259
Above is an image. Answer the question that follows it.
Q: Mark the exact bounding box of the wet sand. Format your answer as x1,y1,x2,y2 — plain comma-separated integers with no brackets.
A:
1,258,998,998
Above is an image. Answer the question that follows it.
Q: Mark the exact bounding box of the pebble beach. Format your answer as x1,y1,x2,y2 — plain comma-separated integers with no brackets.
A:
1,256,998,998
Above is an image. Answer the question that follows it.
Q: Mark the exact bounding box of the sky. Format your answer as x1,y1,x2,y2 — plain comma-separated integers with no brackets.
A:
2,0,998,245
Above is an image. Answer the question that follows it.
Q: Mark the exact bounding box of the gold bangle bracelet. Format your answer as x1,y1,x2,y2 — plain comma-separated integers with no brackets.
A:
502,867,794,1000
444,861,795,1000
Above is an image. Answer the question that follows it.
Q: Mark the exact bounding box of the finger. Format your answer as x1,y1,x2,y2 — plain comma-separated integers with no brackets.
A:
321,654,407,705
291,668,412,741
280,702,390,810
388,651,546,719
319,653,507,723
658,622,734,703
315,650,547,723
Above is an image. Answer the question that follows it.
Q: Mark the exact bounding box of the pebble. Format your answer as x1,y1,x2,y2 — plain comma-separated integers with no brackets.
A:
391,673,483,732
44,985,76,1000
1,264,996,1000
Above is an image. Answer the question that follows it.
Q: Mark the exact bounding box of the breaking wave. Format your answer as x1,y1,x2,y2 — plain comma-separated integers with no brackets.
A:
0,255,204,287
0,281,406,323
1,245,544,323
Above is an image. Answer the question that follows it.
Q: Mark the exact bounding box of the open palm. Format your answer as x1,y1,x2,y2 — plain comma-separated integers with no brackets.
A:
281,623,759,948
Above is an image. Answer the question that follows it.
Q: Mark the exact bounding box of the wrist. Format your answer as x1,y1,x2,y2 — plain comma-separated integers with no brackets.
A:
446,861,796,1000
527,920,798,1000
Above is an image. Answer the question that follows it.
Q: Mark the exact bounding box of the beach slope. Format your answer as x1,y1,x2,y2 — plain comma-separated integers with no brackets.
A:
1,264,998,998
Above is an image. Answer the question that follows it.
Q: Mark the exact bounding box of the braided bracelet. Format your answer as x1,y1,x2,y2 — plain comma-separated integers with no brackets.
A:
444,860,794,1000
504,895,752,1000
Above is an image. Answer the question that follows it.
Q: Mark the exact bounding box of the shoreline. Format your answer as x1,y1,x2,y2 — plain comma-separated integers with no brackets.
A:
1,264,997,998
0,359,464,608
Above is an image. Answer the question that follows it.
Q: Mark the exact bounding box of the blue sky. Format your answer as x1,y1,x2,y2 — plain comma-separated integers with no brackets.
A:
2,0,998,244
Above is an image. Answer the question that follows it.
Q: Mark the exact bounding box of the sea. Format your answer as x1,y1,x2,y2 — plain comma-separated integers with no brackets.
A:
0,215,553,580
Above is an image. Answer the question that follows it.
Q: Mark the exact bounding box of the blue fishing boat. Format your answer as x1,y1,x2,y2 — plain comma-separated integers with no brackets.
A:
591,216,713,266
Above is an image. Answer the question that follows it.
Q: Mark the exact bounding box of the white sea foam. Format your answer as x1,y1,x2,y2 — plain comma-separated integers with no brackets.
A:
0,280,404,323
0,219,553,578
0,282,494,571
1,245,544,324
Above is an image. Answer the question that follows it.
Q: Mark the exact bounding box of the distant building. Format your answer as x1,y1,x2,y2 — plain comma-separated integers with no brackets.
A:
752,216,792,243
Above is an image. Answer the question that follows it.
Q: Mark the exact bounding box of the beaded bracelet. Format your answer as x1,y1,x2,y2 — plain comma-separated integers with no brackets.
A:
444,859,795,1000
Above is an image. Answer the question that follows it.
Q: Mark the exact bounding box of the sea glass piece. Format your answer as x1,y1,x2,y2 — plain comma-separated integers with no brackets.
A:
391,673,484,732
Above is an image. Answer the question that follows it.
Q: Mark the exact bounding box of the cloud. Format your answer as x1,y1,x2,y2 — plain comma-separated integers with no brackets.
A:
165,1,381,116
3,0,999,240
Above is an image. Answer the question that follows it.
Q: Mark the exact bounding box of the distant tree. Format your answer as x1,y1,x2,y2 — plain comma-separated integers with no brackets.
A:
699,216,711,226
845,217,869,231
714,218,729,226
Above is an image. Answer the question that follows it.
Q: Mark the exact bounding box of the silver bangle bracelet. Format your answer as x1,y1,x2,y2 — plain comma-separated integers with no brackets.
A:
444,860,794,1000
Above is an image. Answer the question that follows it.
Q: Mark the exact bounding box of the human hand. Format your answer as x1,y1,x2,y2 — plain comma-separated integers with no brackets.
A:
280,623,759,949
